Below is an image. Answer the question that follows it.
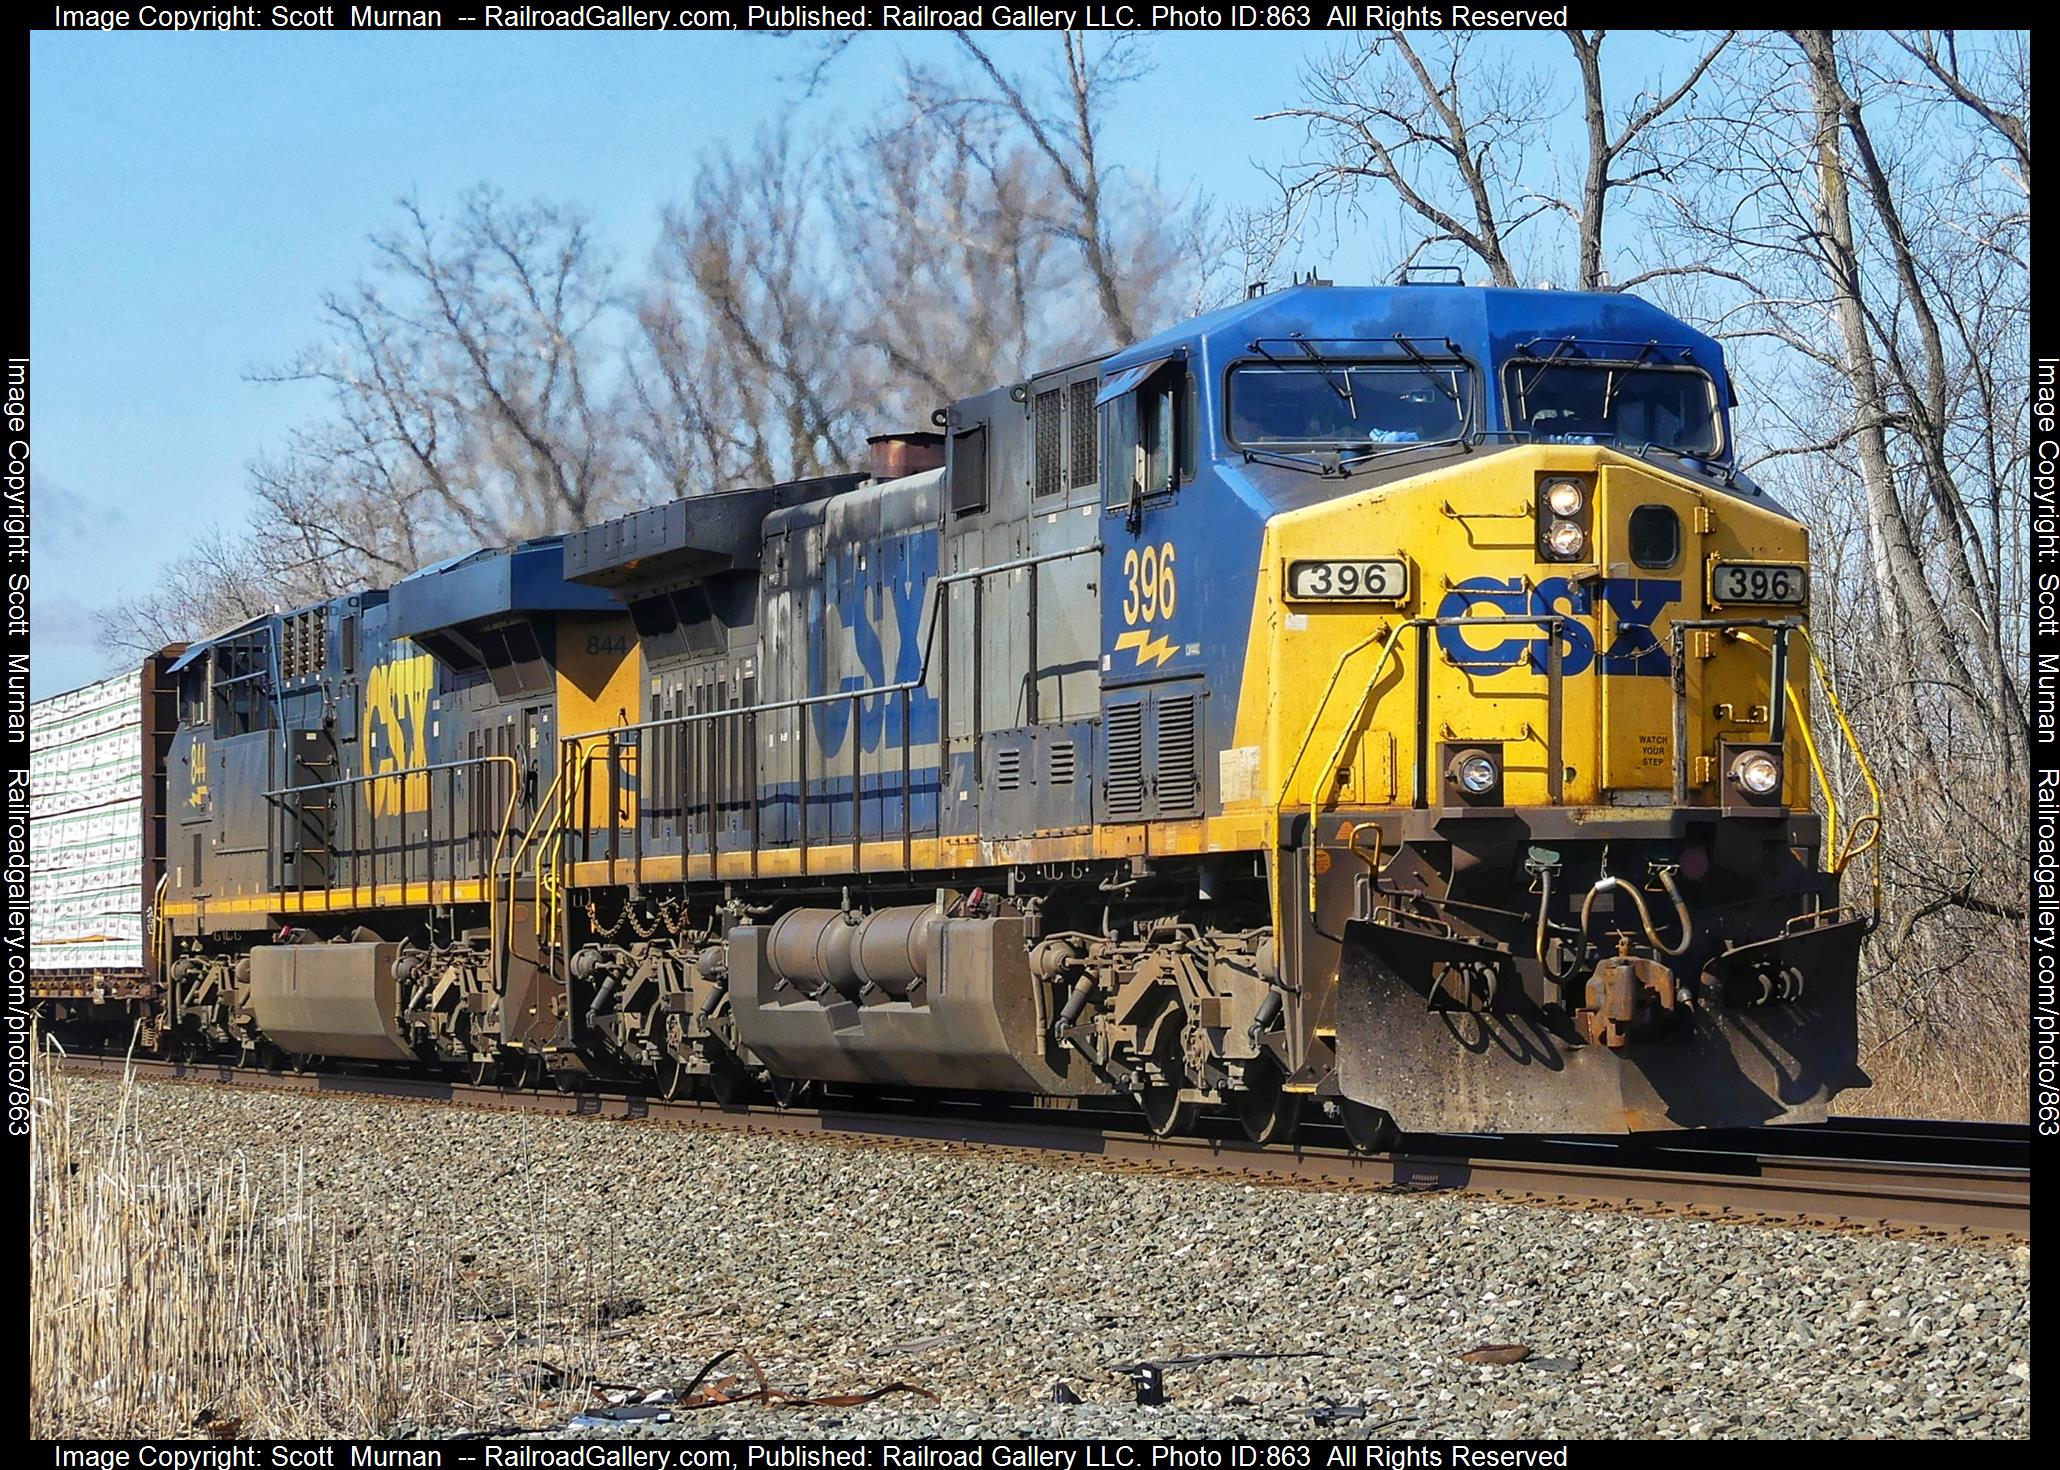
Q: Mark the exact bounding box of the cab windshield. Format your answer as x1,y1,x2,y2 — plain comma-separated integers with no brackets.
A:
1228,363,1470,448
1505,361,1720,456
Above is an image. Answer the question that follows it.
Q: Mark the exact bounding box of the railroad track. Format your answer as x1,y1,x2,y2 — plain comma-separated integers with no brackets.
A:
53,1051,2031,1237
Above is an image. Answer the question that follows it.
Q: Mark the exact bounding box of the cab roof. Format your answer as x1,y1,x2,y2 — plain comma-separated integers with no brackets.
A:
1104,282,1735,460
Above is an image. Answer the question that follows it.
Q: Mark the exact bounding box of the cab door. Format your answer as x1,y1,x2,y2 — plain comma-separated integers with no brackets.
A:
1594,468,1697,795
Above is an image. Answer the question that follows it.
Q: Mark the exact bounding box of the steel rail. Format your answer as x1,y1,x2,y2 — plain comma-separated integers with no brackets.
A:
52,1053,2030,1237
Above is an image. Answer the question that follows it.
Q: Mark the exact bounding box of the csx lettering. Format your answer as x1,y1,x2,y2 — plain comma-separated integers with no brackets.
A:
1436,576,1681,677
363,651,435,815
815,534,940,757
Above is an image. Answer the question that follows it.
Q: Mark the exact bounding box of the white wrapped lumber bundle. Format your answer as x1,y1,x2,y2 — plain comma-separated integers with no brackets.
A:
30,669,146,974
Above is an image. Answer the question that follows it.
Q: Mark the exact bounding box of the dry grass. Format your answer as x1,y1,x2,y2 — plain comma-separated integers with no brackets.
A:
28,1038,486,1438
1849,929,2032,1122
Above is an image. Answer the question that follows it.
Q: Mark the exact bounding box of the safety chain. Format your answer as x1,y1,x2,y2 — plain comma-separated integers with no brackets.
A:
586,898,634,941
586,891,695,942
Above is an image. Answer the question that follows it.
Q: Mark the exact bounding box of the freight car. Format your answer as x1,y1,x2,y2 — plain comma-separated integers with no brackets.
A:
32,280,1880,1142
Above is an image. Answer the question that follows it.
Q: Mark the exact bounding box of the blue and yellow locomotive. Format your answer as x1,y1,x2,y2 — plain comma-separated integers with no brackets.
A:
105,279,1878,1141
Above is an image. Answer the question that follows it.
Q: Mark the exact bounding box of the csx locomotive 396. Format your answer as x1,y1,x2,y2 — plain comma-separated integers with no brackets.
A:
32,281,1882,1142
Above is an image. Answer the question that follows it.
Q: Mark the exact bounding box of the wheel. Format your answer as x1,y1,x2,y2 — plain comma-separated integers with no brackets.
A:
655,1054,694,1102
1235,1061,1305,1146
1338,1099,1399,1156
1138,1086,1199,1139
707,1059,753,1107
767,1073,813,1110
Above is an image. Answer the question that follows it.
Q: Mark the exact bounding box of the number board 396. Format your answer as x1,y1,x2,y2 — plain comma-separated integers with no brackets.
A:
1707,561,1807,607
1284,558,1409,603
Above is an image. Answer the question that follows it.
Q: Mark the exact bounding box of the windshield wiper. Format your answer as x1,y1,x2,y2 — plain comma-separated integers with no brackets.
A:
1295,339,1356,418
1512,338,1577,420
1240,445,1339,477
1391,334,1460,402
1241,435,1466,479
1250,337,1358,417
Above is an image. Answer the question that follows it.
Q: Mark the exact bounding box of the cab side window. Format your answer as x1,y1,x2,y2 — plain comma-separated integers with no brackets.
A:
1104,365,1193,511
178,664,209,727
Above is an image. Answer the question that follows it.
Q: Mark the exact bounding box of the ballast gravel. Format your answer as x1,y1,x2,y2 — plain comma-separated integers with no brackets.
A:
57,1074,2029,1440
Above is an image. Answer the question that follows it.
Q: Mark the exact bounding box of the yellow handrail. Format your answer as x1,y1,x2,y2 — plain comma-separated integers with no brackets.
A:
1796,625,1883,877
1732,627,1883,918
533,732,632,954
541,738,611,946
150,871,171,983
501,755,572,969
1303,626,1414,916
479,755,524,982
1273,624,1400,811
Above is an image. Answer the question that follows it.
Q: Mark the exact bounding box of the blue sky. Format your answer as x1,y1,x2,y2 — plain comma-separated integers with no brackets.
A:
29,28,1688,696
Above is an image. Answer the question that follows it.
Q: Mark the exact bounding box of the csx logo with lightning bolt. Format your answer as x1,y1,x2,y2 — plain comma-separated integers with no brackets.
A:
1115,541,1179,666
1115,629,1179,667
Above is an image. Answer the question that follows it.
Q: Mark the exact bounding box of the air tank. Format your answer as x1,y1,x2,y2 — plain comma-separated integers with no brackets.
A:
764,905,940,1001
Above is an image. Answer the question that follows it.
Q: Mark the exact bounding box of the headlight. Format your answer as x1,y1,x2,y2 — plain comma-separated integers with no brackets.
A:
1732,750,1781,796
1456,754,1499,794
1543,519,1587,559
1543,478,1585,517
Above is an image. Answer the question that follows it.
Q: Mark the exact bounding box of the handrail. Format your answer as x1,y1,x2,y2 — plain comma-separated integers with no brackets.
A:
540,739,622,949
539,542,1106,882
1297,622,1410,917
262,752,521,944
1274,625,1397,810
553,543,1102,754
502,756,572,972
1288,613,1567,916
1794,625,1883,877
1680,620,1879,917
150,871,170,982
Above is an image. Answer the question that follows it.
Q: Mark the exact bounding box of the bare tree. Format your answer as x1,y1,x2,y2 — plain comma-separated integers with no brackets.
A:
1264,30,1734,291
1262,31,1555,285
626,39,1229,494
630,130,868,491
1629,29,2031,1114
253,188,643,565
94,527,282,659
831,99,1069,415
1561,30,1733,290
1892,30,2029,193
907,31,1219,346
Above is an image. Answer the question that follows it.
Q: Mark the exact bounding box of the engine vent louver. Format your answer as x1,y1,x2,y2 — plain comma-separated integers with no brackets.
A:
1155,691,1200,815
1049,741,1077,786
1105,702,1145,820
995,747,1024,792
